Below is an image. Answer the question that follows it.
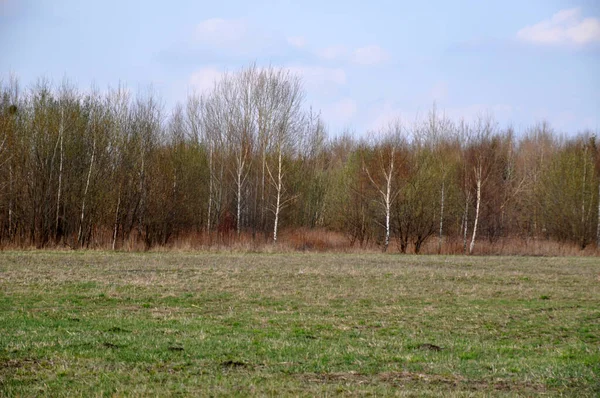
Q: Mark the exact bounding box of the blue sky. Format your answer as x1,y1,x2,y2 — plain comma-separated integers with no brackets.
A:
1,0,599,135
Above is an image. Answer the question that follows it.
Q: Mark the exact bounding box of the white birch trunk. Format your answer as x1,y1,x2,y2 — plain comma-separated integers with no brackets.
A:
207,142,213,232
138,145,146,235
469,172,482,255
364,147,396,253
78,135,96,246
438,181,445,253
112,188,121,251
234,140,249,236
236,158,243,236
582,148,587,230
273,149,283,242
384,167,392,252
261,150,266,230
237,172,242,235
463,192,469,254
216,159,224,227
8,164,12,237
597,181,600,248
55,109,64,238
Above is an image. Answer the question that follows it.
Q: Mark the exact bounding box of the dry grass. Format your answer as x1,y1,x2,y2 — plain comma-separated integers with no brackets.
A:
4,228,597,258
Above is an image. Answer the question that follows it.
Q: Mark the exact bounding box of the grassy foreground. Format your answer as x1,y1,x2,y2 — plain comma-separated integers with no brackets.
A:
0,252,598,397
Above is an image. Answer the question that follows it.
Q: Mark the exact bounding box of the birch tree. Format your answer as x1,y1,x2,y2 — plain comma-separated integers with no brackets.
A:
0,77,19,240
265,70,304,242
187,92,218,233
106,85,131,250
456,116,498,254
363,123,404,252
421,105,457,253
77,109,96,246
254,68,279,232
298,108,327,228
229,70,256,235
466,116,498,254
77,90,115,247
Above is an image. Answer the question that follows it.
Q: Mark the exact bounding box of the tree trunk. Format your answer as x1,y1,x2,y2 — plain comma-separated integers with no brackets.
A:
463,192,469,254
216,159,224,228
237,164,243,236
273,149,283,242
469,175,481,255
438,181,444,253
261,150,266,232
597,181,600,248
137,144,146,240
78,136,96,247
384,173,391,252
235,143,248,237
112,186,121,251
55,109,64,241
273,192,280,242
8,164,13,239
207,142,213,232
363,147,396,253
581,148,588,249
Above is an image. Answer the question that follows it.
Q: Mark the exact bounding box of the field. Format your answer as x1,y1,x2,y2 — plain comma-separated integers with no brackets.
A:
1,252,599,396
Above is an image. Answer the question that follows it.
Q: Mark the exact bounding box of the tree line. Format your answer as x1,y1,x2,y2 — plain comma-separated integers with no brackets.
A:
1,66,599,252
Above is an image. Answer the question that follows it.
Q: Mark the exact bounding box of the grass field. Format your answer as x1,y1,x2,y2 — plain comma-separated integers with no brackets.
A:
1,252,599,396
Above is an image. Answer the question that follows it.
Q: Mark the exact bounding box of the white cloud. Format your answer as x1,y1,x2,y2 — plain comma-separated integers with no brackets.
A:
323,98,357,124
195,18,248,45
189,67,225,93
352,45,390,65
517,8,600,46
287,36,307,48
286,66,347,92
367,103,419,132
316,46,349,61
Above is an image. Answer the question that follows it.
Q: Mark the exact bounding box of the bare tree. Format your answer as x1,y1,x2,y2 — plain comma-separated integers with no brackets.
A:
106,84,131,250
465,116,499,254
298,108,327,228
420,105,457,253
187,92,212,232
230,70,256,235
363,122,404,252
253,68,279,232
265,70,304,242
541,136,597,248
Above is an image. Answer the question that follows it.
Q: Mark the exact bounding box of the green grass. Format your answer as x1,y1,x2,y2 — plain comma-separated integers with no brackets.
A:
1,252,599,396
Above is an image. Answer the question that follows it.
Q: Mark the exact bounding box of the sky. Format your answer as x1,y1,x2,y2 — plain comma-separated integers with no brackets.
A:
1,0,599,135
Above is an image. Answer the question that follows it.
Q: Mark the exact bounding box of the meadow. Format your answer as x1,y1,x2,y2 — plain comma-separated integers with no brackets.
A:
1,252,599,396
